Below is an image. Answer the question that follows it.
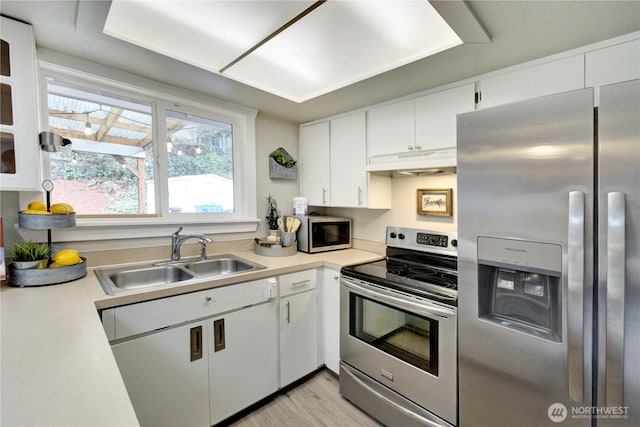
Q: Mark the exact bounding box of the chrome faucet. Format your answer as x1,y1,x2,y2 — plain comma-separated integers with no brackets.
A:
171,227,214,261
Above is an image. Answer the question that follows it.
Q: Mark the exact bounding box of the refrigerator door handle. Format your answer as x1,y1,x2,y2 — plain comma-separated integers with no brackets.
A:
606,192,626,406
568,191,585,402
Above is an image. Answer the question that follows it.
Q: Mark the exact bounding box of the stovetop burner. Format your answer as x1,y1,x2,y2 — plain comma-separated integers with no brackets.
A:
341,227,458,306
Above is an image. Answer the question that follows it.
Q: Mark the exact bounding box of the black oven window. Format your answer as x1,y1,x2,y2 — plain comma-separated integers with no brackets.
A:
349,294,439,376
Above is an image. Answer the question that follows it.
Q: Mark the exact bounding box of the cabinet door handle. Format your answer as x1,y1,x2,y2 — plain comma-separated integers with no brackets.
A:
214,319,225,352
190,325,203,361
357,187,363,205
285,301,291,324
322,188,327,205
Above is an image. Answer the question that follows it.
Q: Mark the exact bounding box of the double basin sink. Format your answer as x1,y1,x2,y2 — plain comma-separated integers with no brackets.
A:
95,254,266,295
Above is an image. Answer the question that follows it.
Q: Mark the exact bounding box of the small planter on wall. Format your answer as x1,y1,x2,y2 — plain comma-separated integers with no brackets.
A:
269,147,297,180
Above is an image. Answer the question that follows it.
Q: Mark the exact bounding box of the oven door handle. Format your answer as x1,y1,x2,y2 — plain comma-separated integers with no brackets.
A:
343,278,456,319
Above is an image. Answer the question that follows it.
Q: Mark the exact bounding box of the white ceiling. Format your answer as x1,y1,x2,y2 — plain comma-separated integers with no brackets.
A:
103,1,466,102
1,1,639,123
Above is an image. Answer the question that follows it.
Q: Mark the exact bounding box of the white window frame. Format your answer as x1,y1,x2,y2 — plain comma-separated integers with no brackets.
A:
18,57,258,243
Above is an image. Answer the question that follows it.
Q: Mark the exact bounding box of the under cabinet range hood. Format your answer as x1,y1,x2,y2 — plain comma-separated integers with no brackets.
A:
365,147,457,176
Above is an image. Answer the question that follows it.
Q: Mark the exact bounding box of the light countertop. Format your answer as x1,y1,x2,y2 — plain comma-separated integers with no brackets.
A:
1,248,382,427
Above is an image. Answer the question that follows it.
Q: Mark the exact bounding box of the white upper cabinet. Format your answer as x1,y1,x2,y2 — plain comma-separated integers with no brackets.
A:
415,83,475,150
300,121,331,206
0,17,41,191
586,38,640,105
300,113,391,209
366,99,415,159
479,55,585,109
366,84,474,160
330,112,366,208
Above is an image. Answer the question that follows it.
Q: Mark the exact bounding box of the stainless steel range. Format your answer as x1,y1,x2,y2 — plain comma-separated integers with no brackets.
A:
340,226,458,427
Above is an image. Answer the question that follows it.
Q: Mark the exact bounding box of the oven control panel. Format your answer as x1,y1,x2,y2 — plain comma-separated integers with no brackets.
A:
417,232,449,248
386,226,457,255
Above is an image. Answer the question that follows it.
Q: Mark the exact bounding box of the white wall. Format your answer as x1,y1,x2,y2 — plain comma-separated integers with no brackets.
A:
254,112,301,238
325,173,457,243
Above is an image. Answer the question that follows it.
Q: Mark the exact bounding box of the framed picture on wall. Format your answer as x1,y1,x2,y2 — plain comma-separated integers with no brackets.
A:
417,188,452,216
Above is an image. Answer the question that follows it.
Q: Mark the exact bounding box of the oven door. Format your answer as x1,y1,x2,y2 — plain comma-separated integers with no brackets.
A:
340,276,457,426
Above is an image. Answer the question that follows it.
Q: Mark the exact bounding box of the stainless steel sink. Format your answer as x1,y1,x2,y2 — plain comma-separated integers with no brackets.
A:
183,256,263,276
95,254,265,295
110,265,195,290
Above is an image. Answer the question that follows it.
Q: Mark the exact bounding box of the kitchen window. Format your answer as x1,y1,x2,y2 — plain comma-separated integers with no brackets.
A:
46,78,155,215
32,64,258,242
46,78,240,216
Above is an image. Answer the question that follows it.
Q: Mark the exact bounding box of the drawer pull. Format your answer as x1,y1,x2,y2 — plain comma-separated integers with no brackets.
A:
204,296,212,302
190,325,203,361
290,279,311,288
214,319,225,352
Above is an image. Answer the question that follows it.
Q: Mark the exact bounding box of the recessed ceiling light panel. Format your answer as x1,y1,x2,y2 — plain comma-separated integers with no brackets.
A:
104,0,463,102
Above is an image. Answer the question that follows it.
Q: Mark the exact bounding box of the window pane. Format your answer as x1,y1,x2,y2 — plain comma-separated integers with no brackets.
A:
1,132,15,174
165,110,234,214
46,79,154,215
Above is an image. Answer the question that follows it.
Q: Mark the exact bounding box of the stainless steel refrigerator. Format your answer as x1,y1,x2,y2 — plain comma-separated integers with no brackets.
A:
457,79,639,427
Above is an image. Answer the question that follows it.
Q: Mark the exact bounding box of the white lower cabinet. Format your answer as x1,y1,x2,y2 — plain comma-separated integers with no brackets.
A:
104,271,329,426
111,322,210,427
320,267,341,374
279,270,319,387
106,278,278,427
209,302,278,425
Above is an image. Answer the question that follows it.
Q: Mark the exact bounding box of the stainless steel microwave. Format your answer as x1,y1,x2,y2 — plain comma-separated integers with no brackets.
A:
296,216,352,253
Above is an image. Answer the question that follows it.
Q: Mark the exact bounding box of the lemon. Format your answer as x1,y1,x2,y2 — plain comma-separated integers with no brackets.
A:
28,201,47,211
50,203,74,214
21,209,52,215
52,249,82,266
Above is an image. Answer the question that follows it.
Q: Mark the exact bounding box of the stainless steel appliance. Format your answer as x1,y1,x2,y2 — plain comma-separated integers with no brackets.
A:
296,215,351,253
457,80,639,427
340,227,458,427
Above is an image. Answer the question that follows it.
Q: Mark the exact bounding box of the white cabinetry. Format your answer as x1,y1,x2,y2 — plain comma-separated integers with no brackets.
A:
0,17,41,191
301,114,391,208
209,302,278,425
111,322,210,427
279,270,319,387
586,38,640,105
415,84,475,150
479,55,584,109
366,84,474,161
106,278,278,427
330,112,367,207
330,112,391,208
366,99,415,158
319,267,341,374
300,121,330,206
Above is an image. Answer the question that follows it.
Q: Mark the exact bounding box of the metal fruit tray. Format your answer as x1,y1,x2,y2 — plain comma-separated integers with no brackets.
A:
8,258,87,287
18,212,77,229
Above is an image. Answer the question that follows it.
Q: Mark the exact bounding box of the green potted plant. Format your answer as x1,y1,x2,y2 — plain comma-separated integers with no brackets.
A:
11,240,50,269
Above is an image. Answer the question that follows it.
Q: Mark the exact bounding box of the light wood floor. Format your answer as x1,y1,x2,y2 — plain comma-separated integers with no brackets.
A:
229,370,383,427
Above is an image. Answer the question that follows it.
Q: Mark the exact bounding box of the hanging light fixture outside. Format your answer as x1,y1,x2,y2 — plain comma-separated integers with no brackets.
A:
166,141,173,153
71,152,78,164
83,113,92,136
195,145,202,154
